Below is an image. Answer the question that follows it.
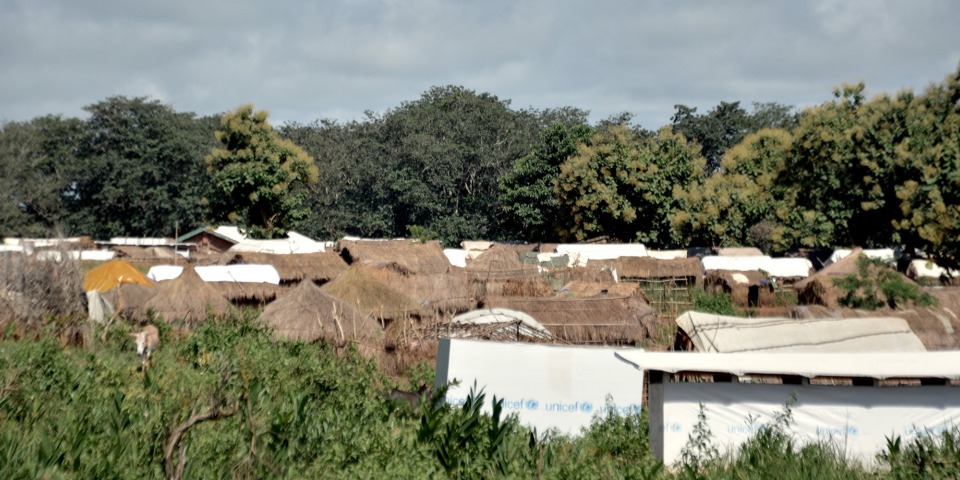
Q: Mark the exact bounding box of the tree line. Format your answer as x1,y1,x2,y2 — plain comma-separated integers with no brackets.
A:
1,66,959,267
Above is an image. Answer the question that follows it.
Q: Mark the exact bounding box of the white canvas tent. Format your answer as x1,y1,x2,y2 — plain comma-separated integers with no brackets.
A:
615,351,960,466
676,311,926,353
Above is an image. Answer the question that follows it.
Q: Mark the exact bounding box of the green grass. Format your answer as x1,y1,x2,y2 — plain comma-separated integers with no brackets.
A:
0,311,956,478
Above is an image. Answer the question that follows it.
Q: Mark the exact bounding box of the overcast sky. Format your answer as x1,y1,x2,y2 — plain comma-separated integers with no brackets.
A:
2,0,959,129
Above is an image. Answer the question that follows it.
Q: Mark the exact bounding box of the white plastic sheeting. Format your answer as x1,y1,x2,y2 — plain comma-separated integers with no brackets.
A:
146,265,281,284
830,248,896,264
452,308,551,339
34,250,116,261
909,259,959,279
615,351,960,465
228,231,325,254
675,311,926,353
435,339,645,435
555,244,648,267
657,381,960,467
615,350,960,381
647,250,688,260
86,290,114,323
701,256,812,279
443,249,469,268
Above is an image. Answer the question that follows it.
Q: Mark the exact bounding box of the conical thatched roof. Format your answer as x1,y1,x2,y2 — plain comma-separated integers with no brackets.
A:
466,245,539,279
261,280,382,347
83,259,152,292
794,248,919,308
366,267,476,314
143,265,230,325
338,239,450,275
223,251,348,283
320,267,420,320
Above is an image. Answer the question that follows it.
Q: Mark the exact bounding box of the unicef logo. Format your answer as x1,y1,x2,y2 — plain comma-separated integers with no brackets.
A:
580,402,593,414
525,399,539,410
848,426,858,435
672,423,681,432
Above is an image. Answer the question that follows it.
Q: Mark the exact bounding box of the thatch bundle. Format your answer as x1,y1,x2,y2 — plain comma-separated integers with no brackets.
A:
321,267,420,321
481,295,656,345
213,282,281,306
466,245,538,278
704,270,776,307
556,280,646,300
366,267,476,315
223,251,347,284
338,239,450,275
261,280,382,348
791,300,960,351
142,265,230,326
614,257,703,283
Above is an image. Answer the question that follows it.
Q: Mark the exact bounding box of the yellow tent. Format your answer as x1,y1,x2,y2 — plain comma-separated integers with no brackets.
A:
83,260,153,292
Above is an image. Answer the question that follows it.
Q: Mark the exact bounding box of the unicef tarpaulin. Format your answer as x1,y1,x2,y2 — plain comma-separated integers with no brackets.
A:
435,339,644,435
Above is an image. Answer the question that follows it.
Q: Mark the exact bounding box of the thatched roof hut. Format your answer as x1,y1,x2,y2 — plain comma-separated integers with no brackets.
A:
704,270,777,308
366,267,476,315
320,267,420,321
466,245,538,277
614,257,703,284
223,251,347,284
338,239,450,275
142,265,230,325
793,248,920,308
261,280,381,348
481,295,656,345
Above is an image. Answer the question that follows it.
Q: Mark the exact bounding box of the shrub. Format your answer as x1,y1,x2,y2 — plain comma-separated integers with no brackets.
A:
833,256,936,310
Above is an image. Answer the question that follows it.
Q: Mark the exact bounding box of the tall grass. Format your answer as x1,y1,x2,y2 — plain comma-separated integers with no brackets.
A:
0,309,958,478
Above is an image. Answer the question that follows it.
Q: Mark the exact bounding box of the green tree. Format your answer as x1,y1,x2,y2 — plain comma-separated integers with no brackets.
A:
498,122,592,241
205,104,319,239
556,125,706,246
62,96,216,238
374,86,539,245
671,128,792,250
0,116,82,236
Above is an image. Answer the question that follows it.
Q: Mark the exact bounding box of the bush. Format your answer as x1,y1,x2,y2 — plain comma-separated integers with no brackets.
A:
833,256,936,310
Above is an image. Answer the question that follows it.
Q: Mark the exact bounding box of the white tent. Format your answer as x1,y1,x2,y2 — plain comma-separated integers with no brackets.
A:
228,231,325,254
829,248,896,264
908,259,959,279
443,249,469,268
675,311,926,353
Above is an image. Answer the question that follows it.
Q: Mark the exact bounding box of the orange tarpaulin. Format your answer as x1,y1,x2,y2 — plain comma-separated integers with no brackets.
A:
83,260,153,292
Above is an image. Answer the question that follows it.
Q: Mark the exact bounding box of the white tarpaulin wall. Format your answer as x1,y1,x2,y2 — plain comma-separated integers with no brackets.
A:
701,256,813,279
660,382,960,467
615,350,960,467
555,244,648,267
435,338,645,435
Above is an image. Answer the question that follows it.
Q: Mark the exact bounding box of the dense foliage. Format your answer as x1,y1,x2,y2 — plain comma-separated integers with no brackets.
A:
0,313,957,478
2,65,960,264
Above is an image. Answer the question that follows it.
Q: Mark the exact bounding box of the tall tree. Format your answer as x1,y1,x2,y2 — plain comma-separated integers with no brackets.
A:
206,104,319,239
671,128,792,250
374,86,539,245
498,123,592,241
0,116,82,236
63,97,215,238
556,126,706,246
